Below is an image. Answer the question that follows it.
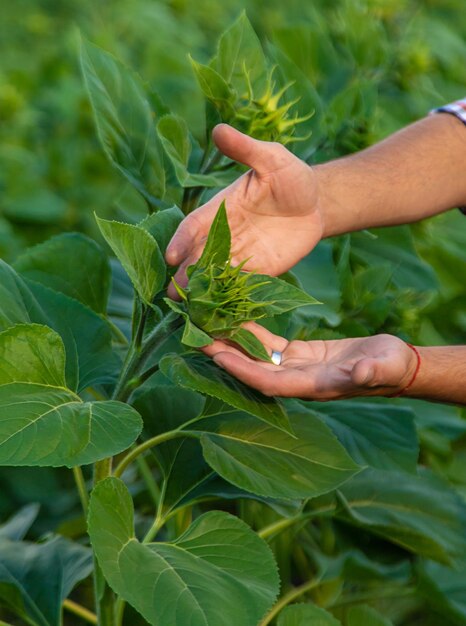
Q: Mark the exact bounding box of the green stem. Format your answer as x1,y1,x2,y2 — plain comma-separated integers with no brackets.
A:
114,429,198,479
93,459,114,626
258,505,336,541
72,466,88,516
107,318,129,346
134,303,149,350
63,599,97,625
259,577,323,626
112,312,183,403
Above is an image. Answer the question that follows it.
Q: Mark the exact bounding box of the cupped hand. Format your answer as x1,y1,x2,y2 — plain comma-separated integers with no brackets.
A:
166,124,323,297
202,323,418,401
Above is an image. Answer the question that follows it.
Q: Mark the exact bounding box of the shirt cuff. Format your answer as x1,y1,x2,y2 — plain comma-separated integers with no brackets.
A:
431,98,466,126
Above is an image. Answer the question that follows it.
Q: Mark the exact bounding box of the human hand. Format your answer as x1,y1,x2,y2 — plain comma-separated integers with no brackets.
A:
166,124,323,297
202,323,419,401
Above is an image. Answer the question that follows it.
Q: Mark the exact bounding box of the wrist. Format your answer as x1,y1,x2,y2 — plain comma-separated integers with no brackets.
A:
391,343,421,397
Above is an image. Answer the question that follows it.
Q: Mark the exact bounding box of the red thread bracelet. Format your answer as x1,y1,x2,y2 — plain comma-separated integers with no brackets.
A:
391,343,421,397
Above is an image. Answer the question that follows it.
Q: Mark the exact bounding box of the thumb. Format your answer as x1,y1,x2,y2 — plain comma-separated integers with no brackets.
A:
351,355,405,389
212,124,288,175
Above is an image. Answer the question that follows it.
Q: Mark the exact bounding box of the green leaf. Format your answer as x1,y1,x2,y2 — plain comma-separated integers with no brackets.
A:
418,559,466,624
80,39,165,204
0,324,66,387
0,504,40,541
311,400,419,474
0,260,46,331
248,273,321,314
13,233,111,314
138,205,184,256
89,477,280,626
27,281,120,392
163,298,213,347
157,115,234,188
214,12,267,94
0,536,92,626
190,57,236,120
181,318,213,348
347,605,394,626
160,352,292,434
0,383,142,467
0,262,119,392
230,327,272,361
337,468,466,565
194,200,231,270
96,215,166,306
350,227,438,292
277,604,341,626
132,383,212,513
196,411,361,499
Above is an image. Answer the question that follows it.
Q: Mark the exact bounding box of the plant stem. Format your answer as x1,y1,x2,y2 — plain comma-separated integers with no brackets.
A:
93,459,114,626
72,466,89,516
259,577,323,626
114,429,198,479
112,312,183,403
107,318,129,346
258,505,336,541
63,599,97,625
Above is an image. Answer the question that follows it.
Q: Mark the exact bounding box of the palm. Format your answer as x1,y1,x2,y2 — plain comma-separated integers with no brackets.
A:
166,125,323,293
203,324,415,401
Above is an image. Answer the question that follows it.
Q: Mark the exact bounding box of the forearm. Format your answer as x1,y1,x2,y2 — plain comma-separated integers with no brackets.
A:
405,345,466,405
315,113,466,238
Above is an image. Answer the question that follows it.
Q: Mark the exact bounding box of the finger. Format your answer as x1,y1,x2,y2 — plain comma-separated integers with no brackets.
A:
212,124,289,176
241,321,289,353
202,340,246,358
212,351,312,397
351,354,405,389
166,204,217,266
212,351,283,396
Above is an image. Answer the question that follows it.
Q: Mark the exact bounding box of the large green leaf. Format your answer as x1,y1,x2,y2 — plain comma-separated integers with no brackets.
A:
350,227,438,292
0,260,46,331
249,273,320,313
337,468,466,565
0,504,39,541
311,400,419,473
0,324,66,387
13,233,111,314
193,410,360,499
214,11,267,93
0,262,118,392
138,205,184,256
277,604,341,626
27,281,120,392
190,58,236,121
89,477,280,626
157,115,235,188
194,200,231,270
418,559,466,624
0,536,92,626
347,605,393,626
160,352,292,434
80,39,165,204
0,383,142,467
132,384,210,513
96,216,166,306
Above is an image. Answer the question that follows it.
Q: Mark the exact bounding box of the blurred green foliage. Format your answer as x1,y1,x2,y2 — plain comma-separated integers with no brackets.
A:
1,1,466,625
